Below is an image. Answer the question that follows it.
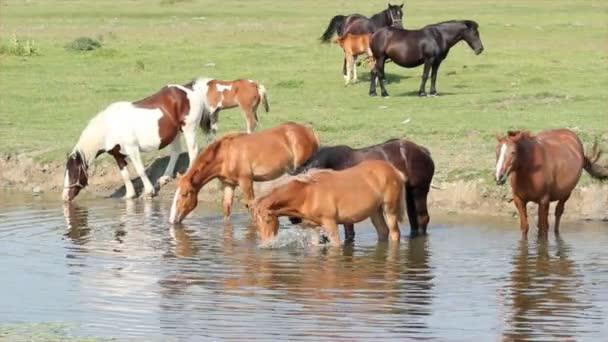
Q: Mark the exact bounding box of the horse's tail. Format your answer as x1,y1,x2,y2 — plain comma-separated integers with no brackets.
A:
320,15,346,43
199,106,212,135
257,83,269,114
584,141,608,180
393,168,408,223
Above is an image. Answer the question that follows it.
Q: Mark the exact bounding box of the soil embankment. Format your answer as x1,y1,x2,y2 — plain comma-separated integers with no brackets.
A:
1,153,606,221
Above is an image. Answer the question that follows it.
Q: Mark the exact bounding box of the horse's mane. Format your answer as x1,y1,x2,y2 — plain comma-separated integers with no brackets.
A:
433,20,479,29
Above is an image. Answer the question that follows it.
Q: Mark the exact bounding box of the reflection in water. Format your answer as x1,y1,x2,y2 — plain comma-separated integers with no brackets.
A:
63,202,90,244
503,236,600,341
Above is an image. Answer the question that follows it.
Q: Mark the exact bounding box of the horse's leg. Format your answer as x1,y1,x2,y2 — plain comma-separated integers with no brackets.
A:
321,219,340,247
209,108,220,139
343,223,355,243
222,183,236,222
429,60,442,96
370,209,389,241
414,185,431,235
513,195,529,239
241,107,257,133
125,147,155,198
376,56,390,97
158,135,182,187
352,55,358,82
554,197,568,235
537,198,550,238
238,177,255,215
383,201,401,242
182,125,199,168
369,55,383,96
405,185,419,235
111,151,135,199
418,59,432,96
342,57,347,80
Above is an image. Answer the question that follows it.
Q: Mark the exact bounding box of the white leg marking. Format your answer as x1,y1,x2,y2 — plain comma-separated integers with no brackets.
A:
169,188,181,223
495,143,507,181
120,167,136,199
126,148,155,196
62,171,70,201
159,138,182,186
183,126,199,169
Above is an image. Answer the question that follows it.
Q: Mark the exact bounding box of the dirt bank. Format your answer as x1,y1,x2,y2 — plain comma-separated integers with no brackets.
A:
1,153,606,221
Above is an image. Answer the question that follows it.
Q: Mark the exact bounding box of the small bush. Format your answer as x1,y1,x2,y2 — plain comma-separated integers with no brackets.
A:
65,37,102,51
0,33,38,56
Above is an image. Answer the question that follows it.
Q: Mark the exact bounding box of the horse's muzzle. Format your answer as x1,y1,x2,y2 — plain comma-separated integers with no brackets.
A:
475,46,484,55
496,174,507,185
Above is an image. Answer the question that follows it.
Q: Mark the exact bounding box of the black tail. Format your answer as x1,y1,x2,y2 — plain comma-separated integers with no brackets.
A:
320,15,346,43
199,107,212,135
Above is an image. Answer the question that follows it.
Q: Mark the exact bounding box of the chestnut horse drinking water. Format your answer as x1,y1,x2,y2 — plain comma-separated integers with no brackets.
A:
169,122,319,224
369,20,484,97
495,129,608,238
253,160,407,246
290,138,435,241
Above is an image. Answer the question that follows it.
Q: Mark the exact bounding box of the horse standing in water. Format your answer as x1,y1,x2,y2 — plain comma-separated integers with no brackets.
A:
63,77,215,202
198,79,269,136
253,160,407,246
320,3,404,78
290,138,435,242
369,20,484,97
169,122,319,224
495,129,608,238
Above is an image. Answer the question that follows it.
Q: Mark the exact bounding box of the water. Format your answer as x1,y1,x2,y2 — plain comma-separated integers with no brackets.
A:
1,192,607,341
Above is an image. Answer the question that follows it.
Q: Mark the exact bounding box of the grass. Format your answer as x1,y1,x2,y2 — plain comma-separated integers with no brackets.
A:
0,0,607,185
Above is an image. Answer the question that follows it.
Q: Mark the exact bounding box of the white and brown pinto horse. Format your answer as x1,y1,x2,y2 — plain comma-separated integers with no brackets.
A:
63,77,214,202
198,79,269,135
169,122,319,224
495,128,608,238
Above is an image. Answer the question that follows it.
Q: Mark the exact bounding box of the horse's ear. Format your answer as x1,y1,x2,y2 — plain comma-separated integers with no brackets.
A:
507,130,522,140
176,172,184,180
400,3,404,8
388,2,392,7
495,132,503,141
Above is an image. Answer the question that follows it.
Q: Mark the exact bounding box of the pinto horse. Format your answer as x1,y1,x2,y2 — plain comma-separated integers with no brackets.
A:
369,20,484,97
495,129,608,238
253,160,407,246
169,122,319,224
336,33,374,84
196,79,269,136
63,77,215,202
290,138,434,241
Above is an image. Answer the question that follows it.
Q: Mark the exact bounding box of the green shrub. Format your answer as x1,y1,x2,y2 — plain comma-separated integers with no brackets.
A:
0,33,38,56
65,37,102,51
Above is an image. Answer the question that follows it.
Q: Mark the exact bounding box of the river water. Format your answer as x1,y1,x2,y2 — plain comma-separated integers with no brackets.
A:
1,192,607,341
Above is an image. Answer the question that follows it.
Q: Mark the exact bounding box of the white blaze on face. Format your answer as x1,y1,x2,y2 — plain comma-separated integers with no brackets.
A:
495,143,507,181
169,188,181,223
62,171,70,201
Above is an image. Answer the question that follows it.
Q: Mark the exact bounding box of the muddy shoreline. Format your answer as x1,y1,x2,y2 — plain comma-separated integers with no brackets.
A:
1,153,606,221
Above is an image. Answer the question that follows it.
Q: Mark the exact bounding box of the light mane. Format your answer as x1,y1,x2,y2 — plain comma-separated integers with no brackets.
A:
73,107,111,164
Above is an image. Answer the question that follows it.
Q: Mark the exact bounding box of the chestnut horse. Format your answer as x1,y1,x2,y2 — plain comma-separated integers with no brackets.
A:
495,129,608,238
194,79,269,136
253,160,407,246
63,77,214,202
169,122,319,224
369,20,484,97
290,138,434,241
336,33,374,84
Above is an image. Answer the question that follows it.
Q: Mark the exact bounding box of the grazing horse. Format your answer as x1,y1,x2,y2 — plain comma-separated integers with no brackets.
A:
290,138,434,241
369,20,484,97
253,160,407,246
495,129,608,238
63,77,214,202
169,122,320,224
195,79,269,136
320,3,404,77
336,33,374,84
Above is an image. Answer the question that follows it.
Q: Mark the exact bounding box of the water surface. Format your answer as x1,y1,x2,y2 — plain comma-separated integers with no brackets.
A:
1,192,607,341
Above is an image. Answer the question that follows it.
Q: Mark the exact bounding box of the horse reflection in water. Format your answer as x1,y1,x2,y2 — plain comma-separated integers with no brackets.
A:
502,237,602,341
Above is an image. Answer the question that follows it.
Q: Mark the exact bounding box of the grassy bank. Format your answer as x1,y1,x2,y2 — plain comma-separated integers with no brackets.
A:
1,0,607,186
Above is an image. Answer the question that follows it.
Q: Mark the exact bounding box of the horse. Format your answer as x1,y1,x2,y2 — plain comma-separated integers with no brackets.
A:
369,20,484,97
495,129,608,238
252,160,407,246
335,33,374,84
289,138,434,242
320,3,404,78
63,77,215,202
195,79,269,136
169,122,320,224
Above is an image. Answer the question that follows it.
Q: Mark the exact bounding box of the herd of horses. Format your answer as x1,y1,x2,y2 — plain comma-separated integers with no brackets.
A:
62,4,607,245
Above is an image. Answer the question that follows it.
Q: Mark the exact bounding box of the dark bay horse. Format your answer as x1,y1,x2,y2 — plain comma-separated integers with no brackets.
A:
290,138,435,241
369,20,484,97
320,3,404,78
495,129,608,238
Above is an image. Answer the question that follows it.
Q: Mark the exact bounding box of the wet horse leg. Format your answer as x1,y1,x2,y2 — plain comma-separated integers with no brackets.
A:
418,59,432,96
554,197,568,235
321,219,341,247
415,186,431,235
110,151,135,199
513,195,529,238
537,198,550,238
158,135,182,186
429,59,442,96
125,147,155,198
222,183,236,222
343,223,355,243
405,185,420,234
384,202,401,242
238,177,255,215
370,209,389,241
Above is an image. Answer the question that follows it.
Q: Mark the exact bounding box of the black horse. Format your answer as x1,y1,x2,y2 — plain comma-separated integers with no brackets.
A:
320,3,404,43
289,138,435,242
369,20,484,97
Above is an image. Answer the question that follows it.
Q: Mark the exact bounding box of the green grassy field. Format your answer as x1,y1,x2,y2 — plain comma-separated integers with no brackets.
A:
1,0,607,184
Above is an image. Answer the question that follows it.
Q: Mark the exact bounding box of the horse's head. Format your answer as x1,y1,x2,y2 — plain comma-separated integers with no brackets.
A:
252,201,279,243
169,175,198,224
62,151,89,202
386,3,404,28
495,131,524,185
462,20,484,55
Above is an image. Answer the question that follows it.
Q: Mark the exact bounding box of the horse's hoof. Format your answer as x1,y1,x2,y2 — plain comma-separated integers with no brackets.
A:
369,92,377,97
123,193,136,200
157,176,171,187
418,92,427,97
140,191,156,199
381,93,390,98
429,92,437,97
